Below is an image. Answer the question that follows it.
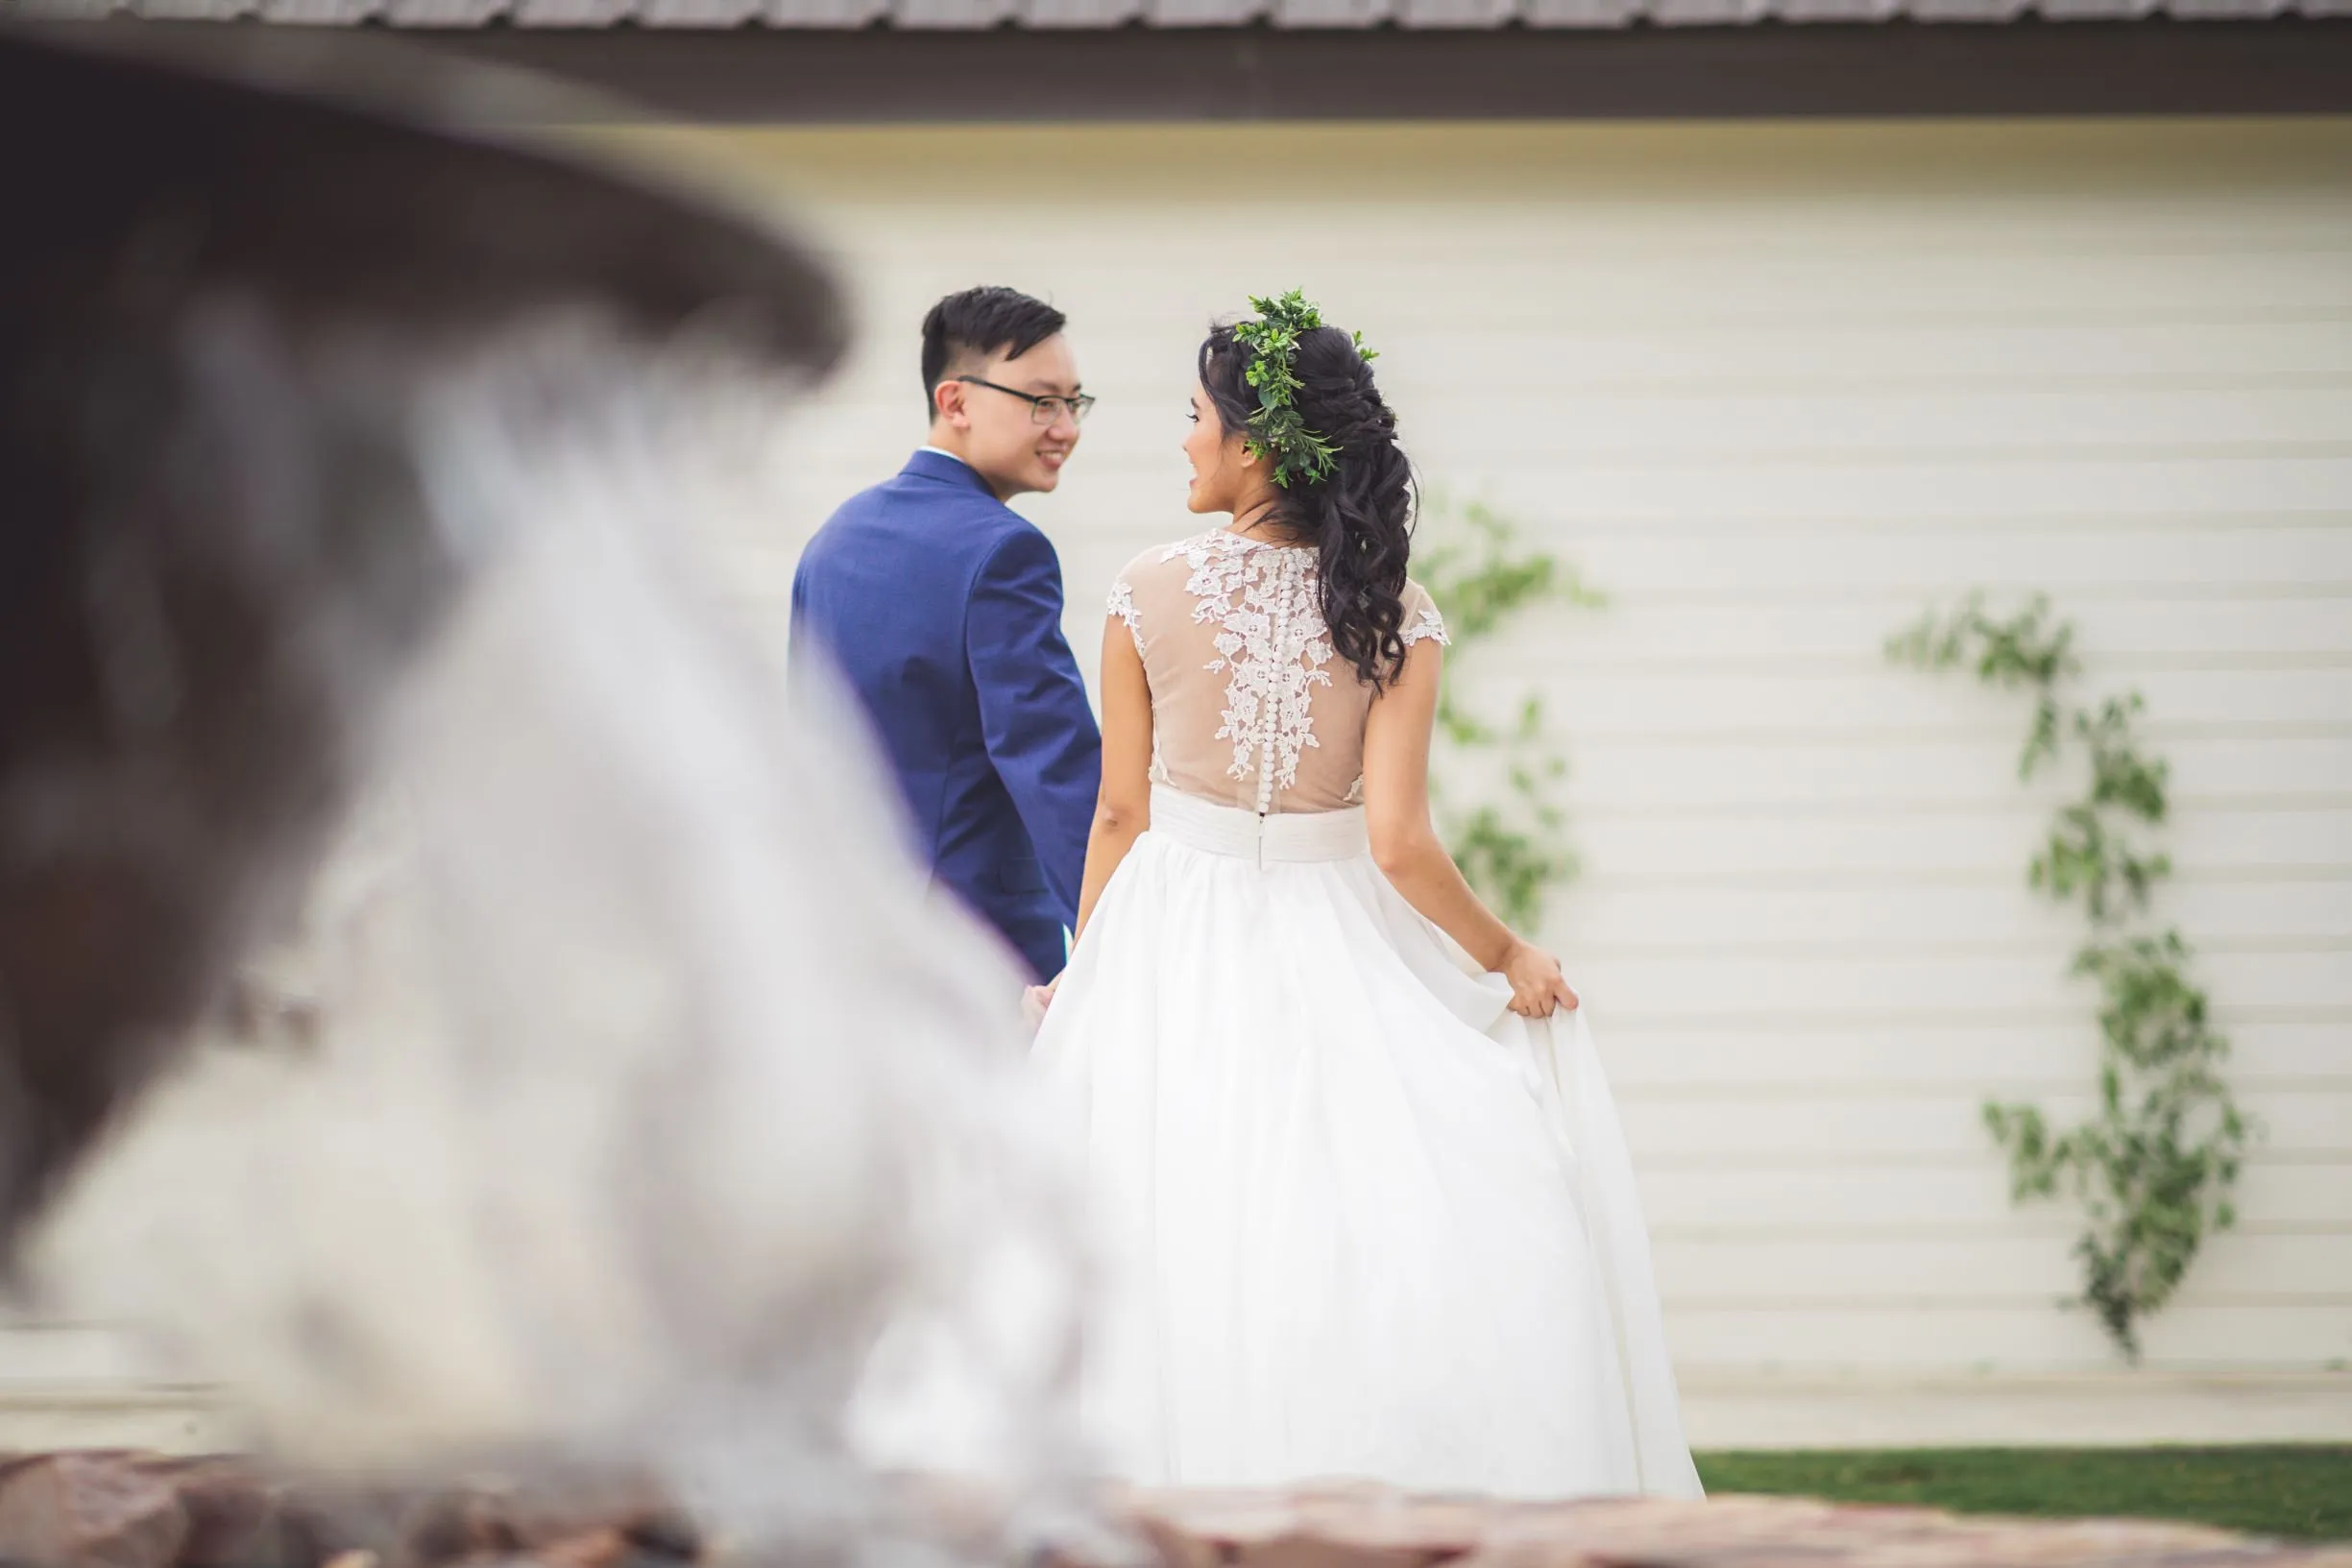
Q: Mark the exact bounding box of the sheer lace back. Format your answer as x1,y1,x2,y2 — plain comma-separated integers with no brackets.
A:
1108,531,1447,816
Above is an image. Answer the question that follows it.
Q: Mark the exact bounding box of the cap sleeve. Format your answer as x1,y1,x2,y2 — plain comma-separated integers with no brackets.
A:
1107,546,1163,656
1399,580,1449,648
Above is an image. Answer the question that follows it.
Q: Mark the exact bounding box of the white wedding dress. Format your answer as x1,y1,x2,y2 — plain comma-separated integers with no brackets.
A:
1031,531,1703,1501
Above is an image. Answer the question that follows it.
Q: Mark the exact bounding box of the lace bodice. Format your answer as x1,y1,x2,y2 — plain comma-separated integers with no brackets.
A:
1108,531,1448,815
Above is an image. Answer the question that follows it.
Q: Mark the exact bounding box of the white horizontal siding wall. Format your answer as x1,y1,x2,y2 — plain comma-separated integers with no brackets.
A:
616,118,2352,1376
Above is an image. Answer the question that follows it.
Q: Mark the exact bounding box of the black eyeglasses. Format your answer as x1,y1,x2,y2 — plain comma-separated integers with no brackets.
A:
955,376,1097,427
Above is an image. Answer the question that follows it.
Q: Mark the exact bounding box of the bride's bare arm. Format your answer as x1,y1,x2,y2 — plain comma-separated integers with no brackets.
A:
1071,616,1155,948
1361,638,1579,1017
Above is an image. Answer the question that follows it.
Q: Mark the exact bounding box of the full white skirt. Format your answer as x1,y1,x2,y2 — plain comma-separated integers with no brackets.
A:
1032,788,1703,1501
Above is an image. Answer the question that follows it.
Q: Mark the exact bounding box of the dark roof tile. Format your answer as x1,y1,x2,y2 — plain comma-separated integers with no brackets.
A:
32,0,2343,25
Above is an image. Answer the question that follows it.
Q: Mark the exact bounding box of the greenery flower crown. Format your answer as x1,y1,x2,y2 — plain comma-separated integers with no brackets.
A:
1232,289,1375,490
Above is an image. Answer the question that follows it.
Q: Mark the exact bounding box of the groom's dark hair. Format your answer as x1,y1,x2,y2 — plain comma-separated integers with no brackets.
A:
921,286,1066,418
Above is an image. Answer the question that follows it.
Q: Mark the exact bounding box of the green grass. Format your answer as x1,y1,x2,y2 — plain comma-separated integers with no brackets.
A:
1694,1446,2352,1543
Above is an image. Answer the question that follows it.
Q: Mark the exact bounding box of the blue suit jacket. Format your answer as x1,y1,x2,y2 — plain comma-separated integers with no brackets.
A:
789,450,1102,980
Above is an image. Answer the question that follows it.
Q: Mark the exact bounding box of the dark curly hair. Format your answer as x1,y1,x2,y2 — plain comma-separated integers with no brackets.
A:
1199,319,1416,689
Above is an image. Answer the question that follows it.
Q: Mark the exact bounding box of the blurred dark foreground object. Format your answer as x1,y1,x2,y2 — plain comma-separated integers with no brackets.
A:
3,1452,2350,1568
0,22,845,1257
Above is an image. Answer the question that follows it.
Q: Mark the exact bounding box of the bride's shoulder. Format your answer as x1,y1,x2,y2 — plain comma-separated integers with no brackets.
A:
1105,533,1210,640
1399,578,1451,647
1112,530,1224,588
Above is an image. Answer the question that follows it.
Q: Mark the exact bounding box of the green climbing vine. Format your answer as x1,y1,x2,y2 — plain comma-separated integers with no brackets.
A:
1419,499,1604,929
1888,592,2254,1361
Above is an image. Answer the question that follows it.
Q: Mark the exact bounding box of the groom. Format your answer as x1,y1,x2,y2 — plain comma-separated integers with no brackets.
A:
790,286,1101,983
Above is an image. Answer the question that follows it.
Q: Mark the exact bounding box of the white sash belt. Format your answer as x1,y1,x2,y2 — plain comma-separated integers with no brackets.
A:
1149,786,1369,867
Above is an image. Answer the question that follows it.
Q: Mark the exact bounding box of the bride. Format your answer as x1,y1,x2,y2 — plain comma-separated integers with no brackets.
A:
1027,293,1703,1501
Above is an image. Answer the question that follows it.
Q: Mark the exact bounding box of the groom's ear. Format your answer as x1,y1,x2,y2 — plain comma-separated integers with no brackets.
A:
933,377,969,429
